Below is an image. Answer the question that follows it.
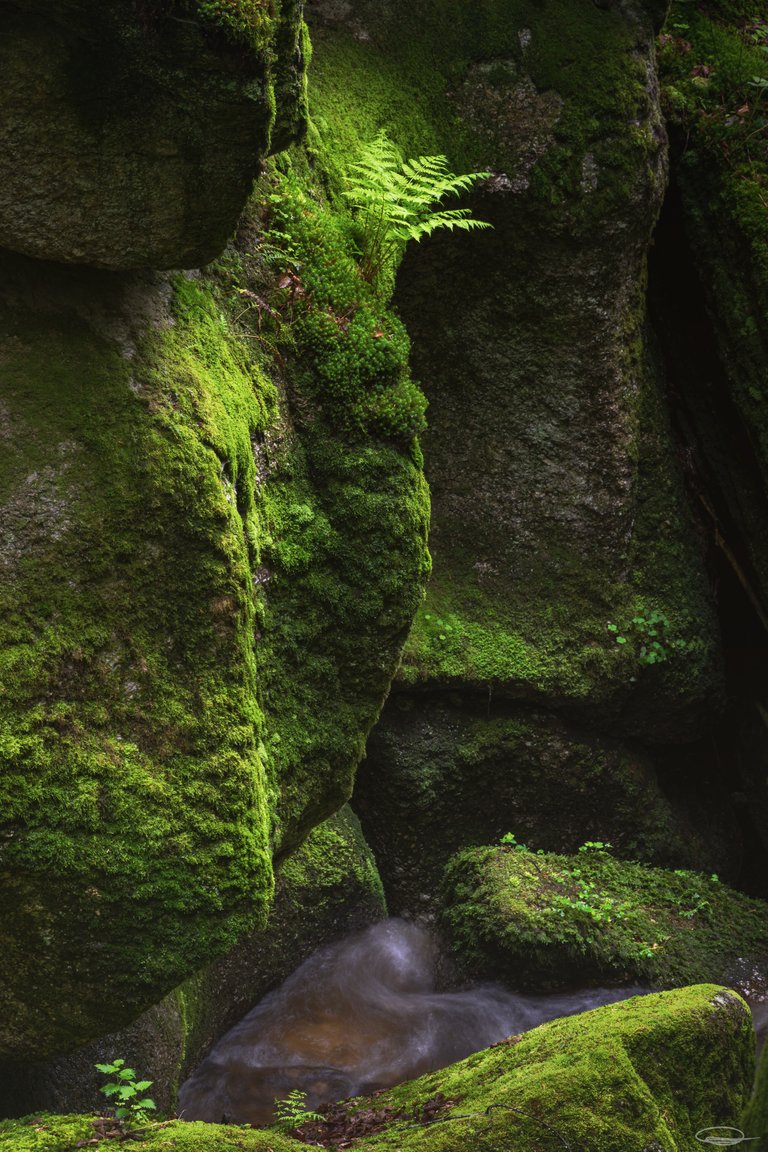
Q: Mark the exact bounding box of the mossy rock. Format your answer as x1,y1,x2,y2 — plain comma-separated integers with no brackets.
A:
0,231,427,1060
354,698,736,916
0,1,308,268
322,0,727,930
441,844,768,990
0,985,755,1151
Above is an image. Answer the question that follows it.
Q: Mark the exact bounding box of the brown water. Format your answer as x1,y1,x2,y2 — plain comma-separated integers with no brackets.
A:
178,919,648,1126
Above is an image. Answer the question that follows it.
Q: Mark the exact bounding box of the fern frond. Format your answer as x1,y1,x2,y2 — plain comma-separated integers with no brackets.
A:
343,130,492,293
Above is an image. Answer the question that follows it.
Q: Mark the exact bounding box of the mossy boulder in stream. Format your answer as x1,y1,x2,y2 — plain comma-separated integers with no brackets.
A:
441,843,768,990
0,1,308,268
355,698,737,914
0,985,754,1152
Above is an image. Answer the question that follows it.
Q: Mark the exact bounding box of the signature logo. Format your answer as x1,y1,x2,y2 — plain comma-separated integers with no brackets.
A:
695,1129,760,1147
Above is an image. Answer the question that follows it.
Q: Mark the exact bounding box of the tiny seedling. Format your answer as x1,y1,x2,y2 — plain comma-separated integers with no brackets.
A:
95,1058,157,1129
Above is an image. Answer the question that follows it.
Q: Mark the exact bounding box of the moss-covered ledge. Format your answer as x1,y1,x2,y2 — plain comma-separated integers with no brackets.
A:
0,985,754,1152
441,844,768,990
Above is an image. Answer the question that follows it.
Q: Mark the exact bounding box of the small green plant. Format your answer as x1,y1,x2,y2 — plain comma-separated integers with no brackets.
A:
95,1059,156,1129
607,611,690,665
500,832,529,852
578,841,613,856
343,131,492,294
273,1089,324,1132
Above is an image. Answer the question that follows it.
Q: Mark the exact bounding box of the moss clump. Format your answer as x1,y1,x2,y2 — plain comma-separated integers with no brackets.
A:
256,157,427,442
1,986,754,1152
207,154,430,853
441,844,768,989
191,0,274,51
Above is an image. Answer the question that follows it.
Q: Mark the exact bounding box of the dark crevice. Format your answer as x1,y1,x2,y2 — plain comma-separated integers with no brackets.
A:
648,172,768,898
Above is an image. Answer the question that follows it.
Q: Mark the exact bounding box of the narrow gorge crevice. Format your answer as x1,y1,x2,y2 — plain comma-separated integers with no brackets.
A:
648,171,768,899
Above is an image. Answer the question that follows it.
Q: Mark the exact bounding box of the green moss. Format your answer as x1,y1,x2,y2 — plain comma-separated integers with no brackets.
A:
309,0,663,229
304,0,718,719
441,844,768,989
2,985,754,1151
0,168,428,1055
191,0,275,51
278,805,385,913
0,256,276,1058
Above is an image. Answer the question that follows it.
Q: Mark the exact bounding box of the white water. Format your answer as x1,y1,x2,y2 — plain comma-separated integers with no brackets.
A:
179,918,648,1126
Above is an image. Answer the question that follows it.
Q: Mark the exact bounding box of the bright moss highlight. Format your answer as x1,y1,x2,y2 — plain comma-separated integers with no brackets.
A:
441,844,768,989
0,986,754,1152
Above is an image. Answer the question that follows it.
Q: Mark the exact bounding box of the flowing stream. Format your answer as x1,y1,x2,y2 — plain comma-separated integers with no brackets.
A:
179,919,648,1126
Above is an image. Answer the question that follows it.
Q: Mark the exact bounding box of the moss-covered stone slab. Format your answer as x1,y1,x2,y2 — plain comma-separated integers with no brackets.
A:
0,1,308,268
441,844,768,990
0,985,755,1151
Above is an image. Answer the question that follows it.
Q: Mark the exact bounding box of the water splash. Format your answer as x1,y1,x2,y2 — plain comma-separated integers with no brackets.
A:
178,918,647,1126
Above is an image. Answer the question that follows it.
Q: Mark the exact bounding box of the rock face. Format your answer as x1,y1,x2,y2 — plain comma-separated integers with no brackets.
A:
310,0,731,909
355,701,737,914
0,985,756,1152
650,2,768,892
0,0,308,269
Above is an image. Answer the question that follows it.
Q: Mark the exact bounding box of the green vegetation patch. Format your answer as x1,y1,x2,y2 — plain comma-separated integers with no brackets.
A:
217,153,430,851
441,843,768,989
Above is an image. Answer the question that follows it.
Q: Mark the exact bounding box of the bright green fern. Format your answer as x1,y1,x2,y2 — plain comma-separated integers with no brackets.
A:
343,131,492,294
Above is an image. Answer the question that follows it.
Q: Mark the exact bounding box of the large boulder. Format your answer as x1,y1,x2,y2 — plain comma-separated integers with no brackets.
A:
440,843,768,991
311,0,731,907
0,233,427,1060
0,0,308,268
